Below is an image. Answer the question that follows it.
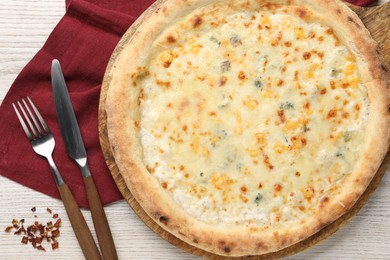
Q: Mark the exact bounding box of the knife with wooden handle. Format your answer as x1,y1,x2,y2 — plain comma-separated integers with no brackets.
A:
51,59,118,260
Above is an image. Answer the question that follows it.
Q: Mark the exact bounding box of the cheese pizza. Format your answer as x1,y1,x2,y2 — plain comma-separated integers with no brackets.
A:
105,0,389,256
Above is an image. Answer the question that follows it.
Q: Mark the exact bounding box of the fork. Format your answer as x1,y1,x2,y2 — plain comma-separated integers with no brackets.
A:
13,97,102,260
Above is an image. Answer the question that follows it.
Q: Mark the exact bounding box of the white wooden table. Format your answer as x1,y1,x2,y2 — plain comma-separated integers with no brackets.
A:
0,0,389,259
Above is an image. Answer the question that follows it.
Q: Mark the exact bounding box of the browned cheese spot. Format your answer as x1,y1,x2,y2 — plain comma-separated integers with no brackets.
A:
167,35,176,44
277,109,286,123
327,109,337,119
193,15,203,28
238,71,247,80
263,154,274,170
302,52,311,60
274,183,282,192
355,104,361,111
219,76,228,86
161,182,168,189
296,7,307,18
156,79,171,88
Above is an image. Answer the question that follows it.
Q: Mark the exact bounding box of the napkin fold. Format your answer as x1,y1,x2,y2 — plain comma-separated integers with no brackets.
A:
0,0,377,208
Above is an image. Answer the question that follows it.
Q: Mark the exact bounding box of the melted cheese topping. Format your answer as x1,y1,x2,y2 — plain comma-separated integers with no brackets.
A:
135,5,368,228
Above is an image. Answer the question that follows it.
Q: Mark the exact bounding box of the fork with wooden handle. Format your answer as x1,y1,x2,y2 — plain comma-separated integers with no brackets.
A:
13,97,102,260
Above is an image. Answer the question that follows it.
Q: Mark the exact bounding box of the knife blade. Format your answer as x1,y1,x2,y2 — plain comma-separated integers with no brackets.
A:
51,59,118,260
51,60,88,168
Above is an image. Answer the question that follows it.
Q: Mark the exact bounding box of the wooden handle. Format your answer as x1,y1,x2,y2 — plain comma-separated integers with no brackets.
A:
84,176,118,260
57,183,102,260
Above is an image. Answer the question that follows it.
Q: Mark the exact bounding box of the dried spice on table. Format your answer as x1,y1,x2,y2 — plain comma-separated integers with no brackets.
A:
4,207,61,251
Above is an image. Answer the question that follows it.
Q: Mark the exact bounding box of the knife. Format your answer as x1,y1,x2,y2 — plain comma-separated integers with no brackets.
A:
51,59,118,260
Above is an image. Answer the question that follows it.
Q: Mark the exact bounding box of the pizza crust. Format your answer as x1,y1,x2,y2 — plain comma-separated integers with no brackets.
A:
105,0,389,256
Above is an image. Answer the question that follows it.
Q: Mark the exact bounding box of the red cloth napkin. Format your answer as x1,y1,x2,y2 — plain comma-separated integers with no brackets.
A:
0,0,377,208
344,0,377,6
0,0,155,208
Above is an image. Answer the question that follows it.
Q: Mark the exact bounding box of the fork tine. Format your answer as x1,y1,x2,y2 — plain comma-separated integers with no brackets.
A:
27,96,50,133
13,102,34,141
17,100,38,138
22,98,43,135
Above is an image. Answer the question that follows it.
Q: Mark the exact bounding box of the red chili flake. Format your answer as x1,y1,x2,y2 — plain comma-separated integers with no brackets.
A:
5,226,13,232
21,236,28,244
54,218,61,228
51,229,60,237
37,245,46,251
39,227,45,235
27,231,34,238
14,228,23,235
7,208,61,251
31,226,37,234
31,207,36,212
51,241,59,250
35,236,42,244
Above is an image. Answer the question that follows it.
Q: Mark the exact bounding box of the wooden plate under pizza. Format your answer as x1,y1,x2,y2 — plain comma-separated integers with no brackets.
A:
99,0,390,258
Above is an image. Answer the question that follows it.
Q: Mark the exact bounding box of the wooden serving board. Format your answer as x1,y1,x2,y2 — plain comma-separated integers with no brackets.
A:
98,2,390,259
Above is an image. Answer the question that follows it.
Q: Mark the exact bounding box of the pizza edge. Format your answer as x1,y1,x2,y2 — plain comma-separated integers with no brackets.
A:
105,0,390,256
